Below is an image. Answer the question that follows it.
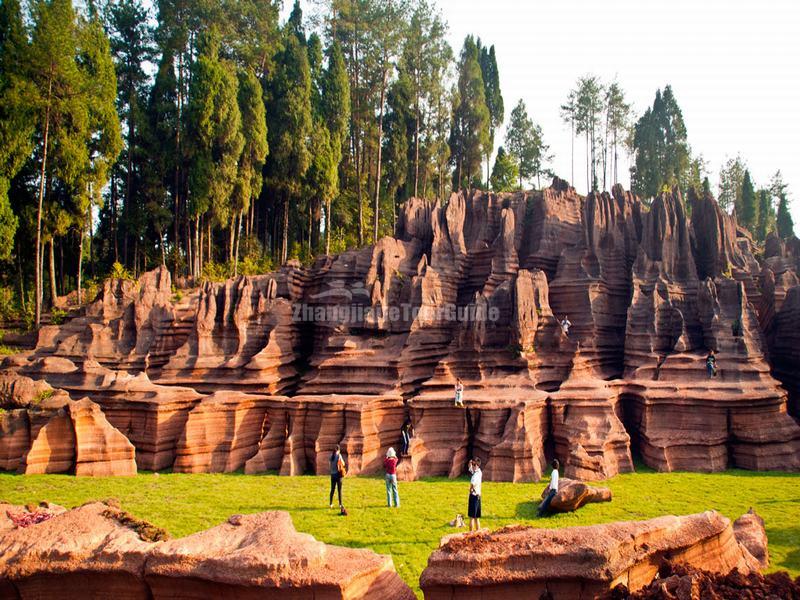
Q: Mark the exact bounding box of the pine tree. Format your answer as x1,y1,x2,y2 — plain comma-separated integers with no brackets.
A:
740,170,757,232
107,0,154,271
574,75,604,192
478,40,503,186
382,74,412,213
631,86,689,200
305,120,336,254
773,171,794,239
320,40,350,254
29,0,89,326
0,0,31,260
490,147,518,192
264,30,311,263
604,81,630,186
756,189,772,242
505,99,549,189
186,27,244,273
76,14,122,301
449,35,490,190
231,67,267,274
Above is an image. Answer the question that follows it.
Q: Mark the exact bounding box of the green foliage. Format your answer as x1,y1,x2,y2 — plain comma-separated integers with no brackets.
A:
199,261,230,283
631,86,690,199
233,68,268,218
504,100,548,189
490,147,518,192
33,388,54,404
449,35,490,189
49,307,67,325
109,261,134,280
773,171,795,239
756,189,772,242
740,170,757,232
186,28,244,228
717,155,746,213
2,469,798,598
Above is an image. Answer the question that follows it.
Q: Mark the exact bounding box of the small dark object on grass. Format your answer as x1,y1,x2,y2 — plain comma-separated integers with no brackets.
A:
101,508,170,542
340,506,349,516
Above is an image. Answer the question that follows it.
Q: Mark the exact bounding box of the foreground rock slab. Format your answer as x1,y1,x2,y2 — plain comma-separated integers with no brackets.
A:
0,501,414,600
419,510,764,599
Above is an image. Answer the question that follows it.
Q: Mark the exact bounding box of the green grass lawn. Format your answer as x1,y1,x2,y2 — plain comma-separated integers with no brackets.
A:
1,468,799,597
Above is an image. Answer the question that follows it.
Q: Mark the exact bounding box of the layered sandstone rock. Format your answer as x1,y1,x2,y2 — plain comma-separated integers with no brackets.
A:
4,179,798,481
420,511,763,599
540,477,612,513
0,502,158,598
146,511,415,599
0,503,414,600
244,394,406,476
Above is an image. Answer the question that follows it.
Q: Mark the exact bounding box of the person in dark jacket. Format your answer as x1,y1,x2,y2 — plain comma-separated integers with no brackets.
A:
329,444,346,509
706,350,717,378
400,419,413,455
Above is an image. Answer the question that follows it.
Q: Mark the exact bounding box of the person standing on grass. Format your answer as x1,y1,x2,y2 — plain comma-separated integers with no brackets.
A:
537,459,560,516
384,447,400,507
454,378,465,408
329,444,346,509
467,457,482,531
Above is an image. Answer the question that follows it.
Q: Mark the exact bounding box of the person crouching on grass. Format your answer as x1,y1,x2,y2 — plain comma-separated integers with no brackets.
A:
467,457,482,532
384,447,400,507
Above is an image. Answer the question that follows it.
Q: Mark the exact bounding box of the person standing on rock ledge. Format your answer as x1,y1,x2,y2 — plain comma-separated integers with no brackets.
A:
384,448,400,507
400,419,413,455
329,445,346,510
468,458,482,531
454,378,465,408
706,350,717,378
537,459,560,516
560,316,572,337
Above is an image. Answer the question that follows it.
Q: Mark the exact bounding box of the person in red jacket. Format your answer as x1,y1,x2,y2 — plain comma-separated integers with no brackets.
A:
384,448,400,507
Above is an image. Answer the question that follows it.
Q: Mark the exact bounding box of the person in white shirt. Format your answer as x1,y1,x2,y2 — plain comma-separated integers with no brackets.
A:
467,457,482,531
560,316,572,337
537,459,560,516
454,378,465,407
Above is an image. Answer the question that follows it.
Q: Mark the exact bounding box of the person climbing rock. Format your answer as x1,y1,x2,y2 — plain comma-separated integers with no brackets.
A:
400,418,413,456
329,444,346,509
467,458,482,531
384,447,400,507
706,350,717,378
454,378,465,408
560,316,572,337
537,459,560,516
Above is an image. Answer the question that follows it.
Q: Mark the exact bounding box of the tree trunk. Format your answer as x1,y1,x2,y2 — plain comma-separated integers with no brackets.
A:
373,66,388,245
194,215,200,276
207,220,211,266
570,118,574,187
281,192,289,263
111,171,118,263
325,196,332,255
234,211,242,277
413,99,420,197
48,239,57,307
34,76,52,329
228,217,235,264
77,205,88,305
17,243,25,312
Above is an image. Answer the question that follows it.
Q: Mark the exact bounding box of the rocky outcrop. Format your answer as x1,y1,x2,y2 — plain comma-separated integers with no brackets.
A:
420,510,764,599
0,502,414,600
0,370,136,476
3,179,798,481
146,511,415,599
540,477,612,513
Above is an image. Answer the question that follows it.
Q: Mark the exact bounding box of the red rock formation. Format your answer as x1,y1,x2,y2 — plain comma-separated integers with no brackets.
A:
172,391,270,473
420,511,763,599
0,502,414,600
539,477,612,513
146,511,415,599
4,179,799,481
68,398,137,477
733,508,769,570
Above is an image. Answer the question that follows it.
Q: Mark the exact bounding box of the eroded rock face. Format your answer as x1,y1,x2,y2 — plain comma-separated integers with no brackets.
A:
420,511,764,599
3,179,798,480
0,370,136,476
145,511,415,599
0,503,414,600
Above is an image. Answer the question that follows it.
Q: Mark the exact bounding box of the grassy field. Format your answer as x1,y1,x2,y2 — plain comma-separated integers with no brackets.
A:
1,468,799,596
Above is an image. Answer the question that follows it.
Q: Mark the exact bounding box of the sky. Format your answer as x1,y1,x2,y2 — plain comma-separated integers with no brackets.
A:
284,0,800,228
